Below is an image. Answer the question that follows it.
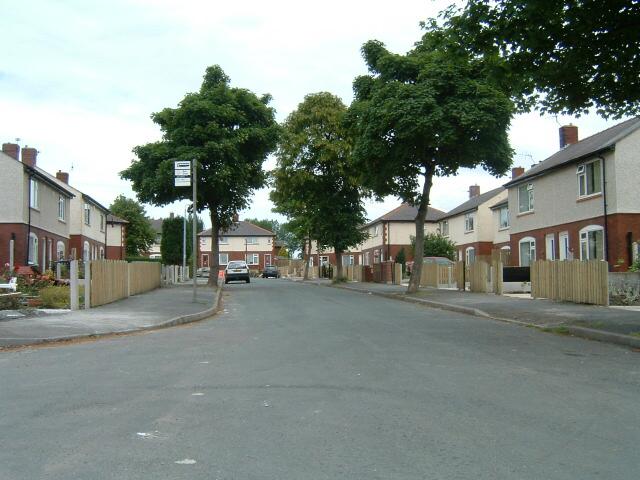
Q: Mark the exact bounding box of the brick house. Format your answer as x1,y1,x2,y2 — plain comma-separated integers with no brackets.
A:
359,203,445,266
302,240,361,268
1,143,75,270
198,220,276,271
106,214,128,260
505,119,640,270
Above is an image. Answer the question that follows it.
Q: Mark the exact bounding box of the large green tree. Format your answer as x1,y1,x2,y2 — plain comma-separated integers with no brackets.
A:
121,65,279,284
439,0,640,118
108,195,156,257
160,215,203,265
348,33,513,293
243,218,303,258
271,92,367,280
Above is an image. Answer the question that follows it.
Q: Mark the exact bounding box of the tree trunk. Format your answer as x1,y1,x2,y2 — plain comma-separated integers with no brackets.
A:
303,235,310,280
407,167,434,294
334,247,343,281
208,209,220,286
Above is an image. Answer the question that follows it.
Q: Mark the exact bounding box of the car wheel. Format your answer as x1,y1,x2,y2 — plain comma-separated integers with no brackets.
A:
225,280,229,284
246,278,250,283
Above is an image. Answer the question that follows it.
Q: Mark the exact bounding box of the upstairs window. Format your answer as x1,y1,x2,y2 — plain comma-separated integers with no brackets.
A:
499,206,509,229
29,179,39,209
219,236,229,244
245,236,258,245
84,204,91,225
100,214,105,232
518,183,534,213
464,213,474,232
58,195,66,220
577,159,602,197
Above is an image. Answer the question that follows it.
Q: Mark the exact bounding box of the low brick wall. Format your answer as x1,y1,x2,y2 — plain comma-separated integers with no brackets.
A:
609,272,640,290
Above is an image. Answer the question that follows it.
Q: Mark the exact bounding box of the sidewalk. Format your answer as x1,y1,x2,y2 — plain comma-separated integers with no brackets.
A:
0,284,220,348
325,281,640,349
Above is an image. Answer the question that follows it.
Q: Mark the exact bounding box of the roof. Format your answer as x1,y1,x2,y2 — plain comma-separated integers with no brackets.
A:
149,218,163,233
365,203,445,228
81,193,109,213
439,186,505,220
107,214,128,224
505,117,640,187
198,220,275,237
490,199,508,210
28,165,76,198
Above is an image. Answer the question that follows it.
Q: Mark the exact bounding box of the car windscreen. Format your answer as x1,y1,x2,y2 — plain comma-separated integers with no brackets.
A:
227,262,246,269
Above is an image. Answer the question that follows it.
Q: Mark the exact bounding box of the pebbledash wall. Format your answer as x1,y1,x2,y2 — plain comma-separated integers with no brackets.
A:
359,221,440,266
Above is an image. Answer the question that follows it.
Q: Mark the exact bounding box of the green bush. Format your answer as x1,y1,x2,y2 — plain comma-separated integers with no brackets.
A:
125,256,162,263
0,294,21,310
40,286,71,309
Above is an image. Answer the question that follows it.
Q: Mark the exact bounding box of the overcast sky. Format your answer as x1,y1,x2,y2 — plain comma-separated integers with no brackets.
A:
1,0,627,227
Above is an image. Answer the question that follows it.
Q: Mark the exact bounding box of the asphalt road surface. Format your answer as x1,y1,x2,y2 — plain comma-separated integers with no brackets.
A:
1,279,639,479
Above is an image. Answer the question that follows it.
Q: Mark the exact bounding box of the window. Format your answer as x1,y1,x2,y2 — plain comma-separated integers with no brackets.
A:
519,237,536,266
440,220,449,236
364,252,370,266
577,159,602,197
245,237,258,245
219,236,229,244
342,255,354,266
219,253,229,265
373,249,380,264
579,226,604,260
518,183,534,213
99,247,105,259
58,196,66,220
464,213,475,232
84,204,91,225
56,241,65,260
545,234,556,260
246,253,259,265
83,241,90,261
29,179,39,209
465,247,476,264
499,207,509,229
28,233,38,265
559,232,570,260
309,256,314,267
100,214,105,232
372,225,379,237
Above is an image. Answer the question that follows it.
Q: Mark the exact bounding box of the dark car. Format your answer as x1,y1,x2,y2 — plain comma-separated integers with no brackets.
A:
225,261,250,284
261,265,280,278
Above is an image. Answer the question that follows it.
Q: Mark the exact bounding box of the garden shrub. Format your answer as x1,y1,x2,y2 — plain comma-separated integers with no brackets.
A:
40,286,71,309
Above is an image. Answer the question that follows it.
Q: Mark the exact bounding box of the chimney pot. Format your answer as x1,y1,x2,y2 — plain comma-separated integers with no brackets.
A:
169,212,174,219
559,124,578,149
21,147,37,168
468,185,480,199
511,167,525,179
2,143,20,160
56,170,69,184
232,213,239,223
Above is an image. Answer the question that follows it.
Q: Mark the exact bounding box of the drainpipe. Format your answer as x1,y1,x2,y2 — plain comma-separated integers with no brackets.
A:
598,154,609,264
26,174,33,265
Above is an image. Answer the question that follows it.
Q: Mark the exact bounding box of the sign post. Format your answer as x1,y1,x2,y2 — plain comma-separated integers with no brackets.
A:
192,159,197,303
174,160,197,301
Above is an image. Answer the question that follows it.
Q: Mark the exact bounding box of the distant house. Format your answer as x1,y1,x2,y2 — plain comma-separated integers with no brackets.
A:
0,143,74,269
198,219,276,271
302,240,361,268
146,218,163,259
358,203,445,266
504,119,640,270
106,214,128,260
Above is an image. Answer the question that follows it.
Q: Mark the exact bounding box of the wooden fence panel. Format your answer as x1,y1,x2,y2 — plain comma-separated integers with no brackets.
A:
90,260,129,307
469,260,490,293
531,260,608,306
420,264,438,287
456,261,465,290
129,262,161,296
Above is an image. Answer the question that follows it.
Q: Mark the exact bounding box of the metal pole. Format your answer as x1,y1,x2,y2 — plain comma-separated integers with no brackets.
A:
182,206,187,281
192,159,197,302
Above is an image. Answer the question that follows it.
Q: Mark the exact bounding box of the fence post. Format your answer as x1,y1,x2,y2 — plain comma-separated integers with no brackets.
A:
84,261,91,309
127,262,131,297
56,262,62,280
70,260,79,310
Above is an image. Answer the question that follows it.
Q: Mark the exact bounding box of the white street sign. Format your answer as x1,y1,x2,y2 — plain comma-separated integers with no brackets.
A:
175,177,191,187
175,160,191,169
174,168,191,176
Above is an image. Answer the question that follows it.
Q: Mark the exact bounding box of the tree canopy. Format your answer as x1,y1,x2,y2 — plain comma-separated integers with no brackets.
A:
121,65,279,282
160,215,203,265
438,0,640,118
243,218,301,258
108,195,156,257
411,233,457,260
271,92,367,280
348,32,513,292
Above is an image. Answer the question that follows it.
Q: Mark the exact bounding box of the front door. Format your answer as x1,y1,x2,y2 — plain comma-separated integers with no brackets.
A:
265,254,272,267
545,234,556,260
559,232,569,260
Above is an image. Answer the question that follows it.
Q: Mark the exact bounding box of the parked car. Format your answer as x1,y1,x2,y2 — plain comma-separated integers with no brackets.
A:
261,265,280,278
196,267,210,278
225,261,250,284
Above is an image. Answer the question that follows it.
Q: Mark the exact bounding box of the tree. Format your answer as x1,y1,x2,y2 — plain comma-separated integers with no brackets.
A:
121,65,280,285
348,33,513,293
271,92,368,281
439,0,640,118
109,195,156,257
411,233,457,260
243,218,300,258
160,215,203,265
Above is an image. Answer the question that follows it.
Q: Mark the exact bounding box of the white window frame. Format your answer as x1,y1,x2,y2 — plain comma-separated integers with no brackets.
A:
29,178,39,209
372,225,379,237
219,253,229,265
440,220,449,237
464,213,475,233
519,236,536,267
28,233,38,265
84,203,91,226
58,195,66,221
559,232,570,261
83,241,90,261
577,159,602,198
518,183,534,214
499,206,509,229
465,247,476,264
100,214,105,232
545,234,556,261
218,236,229,244
56,241,65,260
579,225,605,261
364,252,370,266
342,254,354,266
246,253,259,265
373,249,380,264
245,237,258,245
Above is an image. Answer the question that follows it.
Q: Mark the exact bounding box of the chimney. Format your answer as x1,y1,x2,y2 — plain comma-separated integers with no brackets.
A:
56,170,69,184
559,124,578,149
232,213,239,223
2,143,20,160
21,147,37,168
169,212,174,219
511,167,525,179
468,185,480,199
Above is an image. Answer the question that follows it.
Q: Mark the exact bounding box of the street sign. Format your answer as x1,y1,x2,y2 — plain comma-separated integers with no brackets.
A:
175,176,191,187
174,160,191,169
174,168,191,176
174,160,191,187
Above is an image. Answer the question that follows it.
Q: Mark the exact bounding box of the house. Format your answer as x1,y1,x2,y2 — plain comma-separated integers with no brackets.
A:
146,218,163,259
504,119,640,270
198,219,276,271
0,143,74,270
358,203,445,266
106,214,128,260
438,183,513,263
302,240,361,268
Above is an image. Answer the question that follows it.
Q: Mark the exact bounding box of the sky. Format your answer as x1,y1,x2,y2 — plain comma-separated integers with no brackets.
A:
1,0,628,227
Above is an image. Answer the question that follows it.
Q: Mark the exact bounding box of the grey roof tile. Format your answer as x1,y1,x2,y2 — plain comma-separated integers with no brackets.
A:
199,221,275,237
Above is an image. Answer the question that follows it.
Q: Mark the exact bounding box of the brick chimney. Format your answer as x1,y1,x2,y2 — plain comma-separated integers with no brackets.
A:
21,147,37,168
2,143,20,160
559,124,578,149
56,170,69,184
232,213,239,223
511,167,525,179
468,185,480,199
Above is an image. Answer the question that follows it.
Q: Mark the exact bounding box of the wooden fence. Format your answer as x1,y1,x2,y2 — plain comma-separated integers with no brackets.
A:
90,260,129,307
531,260,609,306
130,262,162,296
468,260,490,293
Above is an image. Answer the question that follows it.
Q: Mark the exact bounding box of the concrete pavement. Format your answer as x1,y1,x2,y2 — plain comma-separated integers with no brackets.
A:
0,284,220,347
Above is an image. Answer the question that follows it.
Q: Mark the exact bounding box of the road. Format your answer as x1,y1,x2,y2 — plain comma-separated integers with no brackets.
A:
1,279,639,479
